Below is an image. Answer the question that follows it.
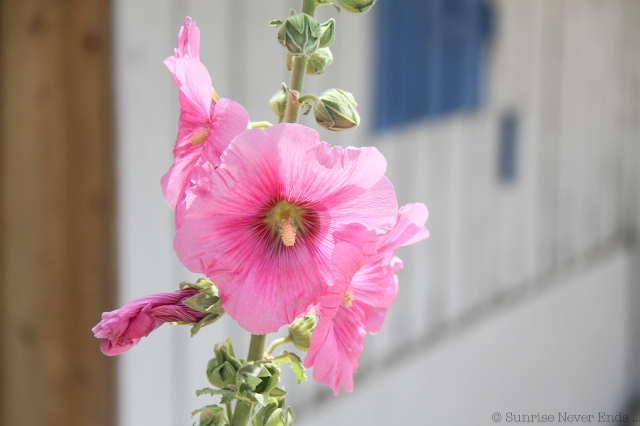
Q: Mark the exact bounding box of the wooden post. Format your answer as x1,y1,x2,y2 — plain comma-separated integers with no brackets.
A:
0,1,115,425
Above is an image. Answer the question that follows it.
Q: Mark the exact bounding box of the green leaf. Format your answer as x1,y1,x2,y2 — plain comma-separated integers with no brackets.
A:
269,20,283,27
274,351,306,384
195,387,236,404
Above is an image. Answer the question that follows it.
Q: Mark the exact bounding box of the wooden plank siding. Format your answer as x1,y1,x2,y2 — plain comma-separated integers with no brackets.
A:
0,1,116,426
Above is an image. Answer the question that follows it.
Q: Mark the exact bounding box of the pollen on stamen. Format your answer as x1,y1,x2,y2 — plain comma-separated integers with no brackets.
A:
190,127,209,145
341,291,354,308
279,218,296,247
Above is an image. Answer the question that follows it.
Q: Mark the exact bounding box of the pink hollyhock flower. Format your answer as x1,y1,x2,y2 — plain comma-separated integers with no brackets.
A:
162,16,249,212
92,288,206,356
304,203,429,395
174,123,398,334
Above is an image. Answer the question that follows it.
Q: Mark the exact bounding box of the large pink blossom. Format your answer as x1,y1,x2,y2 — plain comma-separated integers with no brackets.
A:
174,123,398,334
92,288,206,356
304,203,429,395
162,16,249,212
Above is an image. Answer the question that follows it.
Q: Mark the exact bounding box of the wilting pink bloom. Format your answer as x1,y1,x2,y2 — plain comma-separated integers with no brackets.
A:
304,203,429,395
174,123,398,334
162,16,249,212
92,288,206,356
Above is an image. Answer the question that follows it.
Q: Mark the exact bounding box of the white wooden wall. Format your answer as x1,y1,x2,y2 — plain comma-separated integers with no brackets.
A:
113,1,640,425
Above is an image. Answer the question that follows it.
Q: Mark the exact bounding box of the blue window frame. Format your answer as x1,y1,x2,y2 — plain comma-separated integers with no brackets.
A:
374,0,492,131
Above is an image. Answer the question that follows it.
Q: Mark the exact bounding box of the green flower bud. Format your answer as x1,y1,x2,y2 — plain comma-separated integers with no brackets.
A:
198,405,228,426
270,83,289,122
337,0,376,13
206,338,242,388
236,362,281,406
277,13,321,56
206,358,237,388
287,311,318,352
314,89,360,131
318,19,335,48
305,48,333,76
252,398,294,426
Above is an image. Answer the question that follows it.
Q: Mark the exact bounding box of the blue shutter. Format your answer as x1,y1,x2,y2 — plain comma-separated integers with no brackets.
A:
375,0,492,131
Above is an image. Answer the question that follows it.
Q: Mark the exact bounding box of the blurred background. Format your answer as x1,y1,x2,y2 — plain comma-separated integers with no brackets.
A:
1,0,640,425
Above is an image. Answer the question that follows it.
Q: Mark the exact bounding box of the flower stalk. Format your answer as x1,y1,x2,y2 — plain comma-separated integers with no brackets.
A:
230,333,267,426
283,0,317,123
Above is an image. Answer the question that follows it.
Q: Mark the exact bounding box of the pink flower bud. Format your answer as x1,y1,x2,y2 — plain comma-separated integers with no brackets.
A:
92,288,207,356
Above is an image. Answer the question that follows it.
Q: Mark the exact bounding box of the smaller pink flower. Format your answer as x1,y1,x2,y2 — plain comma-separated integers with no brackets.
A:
304,203,429,395
92,288,206,356
162,16,249,213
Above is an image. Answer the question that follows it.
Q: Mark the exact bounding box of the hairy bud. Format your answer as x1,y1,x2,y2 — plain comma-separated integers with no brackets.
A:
314,88,360,131
337,0,376,14
277,13,321,56
305,48,333,75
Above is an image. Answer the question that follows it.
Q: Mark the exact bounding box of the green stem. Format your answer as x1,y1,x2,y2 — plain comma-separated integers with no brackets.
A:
302,0,317,15
298,94,317,103
283,56,308,124
283,0,317,124
226,402,233,423
230,334,267,426
266,335,292,356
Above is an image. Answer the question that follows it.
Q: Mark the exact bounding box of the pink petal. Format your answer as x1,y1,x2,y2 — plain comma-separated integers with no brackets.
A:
174,17,200,59
162,99,249,211
202,99,251,169
164,57,212,122
305,304,365,395
377,203,429,254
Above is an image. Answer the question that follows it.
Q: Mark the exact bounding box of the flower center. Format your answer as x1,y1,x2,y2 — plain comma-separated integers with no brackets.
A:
263,200,307,247
190,125,210,145
341,291,354,308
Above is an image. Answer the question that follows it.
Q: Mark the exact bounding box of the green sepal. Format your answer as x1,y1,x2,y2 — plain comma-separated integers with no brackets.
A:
274,351,306,384
190,312,224,337
318,19,335,48
269,20,283,27
269,387,287,397
285,407,294,426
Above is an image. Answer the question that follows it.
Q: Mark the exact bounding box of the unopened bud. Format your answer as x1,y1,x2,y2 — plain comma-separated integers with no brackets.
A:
277,13,321,56
314,88,360,131
198,405,228,426
252,398,294,426
288,311,318,352
206,338,241,388
270,83,289,123
318,19,335,48
337,0,376,13
206,358,237,388
305,48,333,75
